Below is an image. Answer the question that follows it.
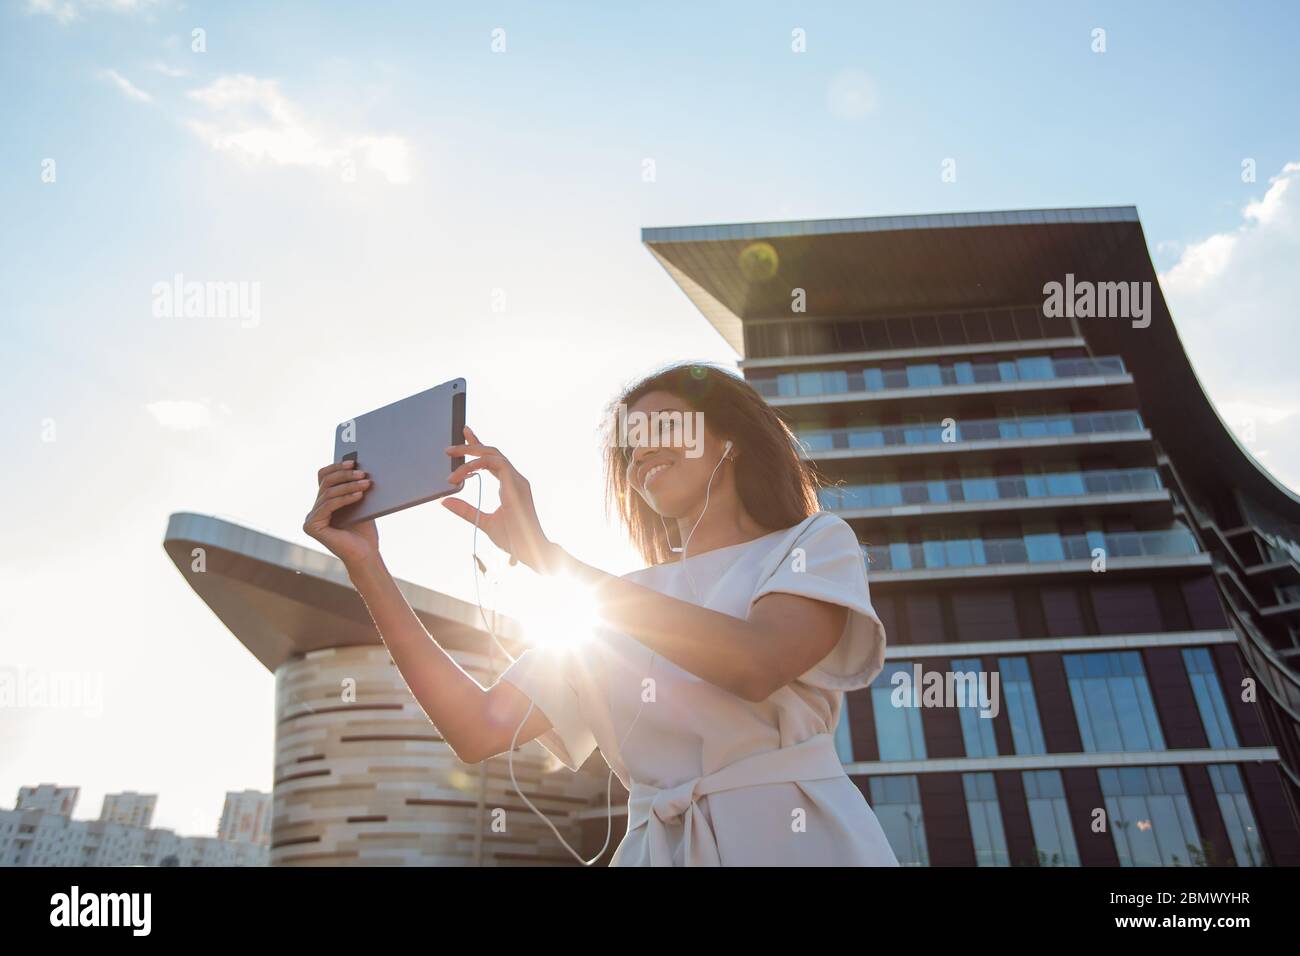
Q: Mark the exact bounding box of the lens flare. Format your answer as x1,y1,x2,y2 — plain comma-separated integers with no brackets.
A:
507,569,601,652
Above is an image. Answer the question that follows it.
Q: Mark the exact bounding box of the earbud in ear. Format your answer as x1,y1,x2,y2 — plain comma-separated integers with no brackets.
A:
723,439,734,459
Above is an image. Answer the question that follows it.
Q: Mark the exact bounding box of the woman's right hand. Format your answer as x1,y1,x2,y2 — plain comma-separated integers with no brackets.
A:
303,460,380,568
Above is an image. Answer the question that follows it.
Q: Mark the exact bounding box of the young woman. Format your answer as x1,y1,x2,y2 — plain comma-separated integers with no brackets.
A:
303,362,899,866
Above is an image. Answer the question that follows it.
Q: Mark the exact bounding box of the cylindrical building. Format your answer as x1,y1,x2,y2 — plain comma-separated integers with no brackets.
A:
164,512,608,866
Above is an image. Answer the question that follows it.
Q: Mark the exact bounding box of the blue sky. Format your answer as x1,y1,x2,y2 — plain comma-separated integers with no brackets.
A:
2,0,1298,836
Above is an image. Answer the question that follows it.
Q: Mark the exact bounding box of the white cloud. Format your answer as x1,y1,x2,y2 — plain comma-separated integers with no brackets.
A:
144,399,229,431
1160,230,1235,292
1158,162,1300,494
150,61,188,78
184,74,412,184
28,0,160,23
99,68,153,104
356,134,412,185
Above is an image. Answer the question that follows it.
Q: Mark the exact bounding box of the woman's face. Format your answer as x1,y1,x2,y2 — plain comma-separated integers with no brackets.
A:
623,390,731,518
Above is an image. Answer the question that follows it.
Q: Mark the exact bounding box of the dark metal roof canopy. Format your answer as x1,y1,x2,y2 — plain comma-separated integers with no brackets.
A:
163,512,521,672
642,206,1300,518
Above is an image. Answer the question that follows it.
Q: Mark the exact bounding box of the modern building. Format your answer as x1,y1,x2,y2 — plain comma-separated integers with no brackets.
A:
217,790,272,845
162,513,609,865
638,206,1300,866
100,791,157,829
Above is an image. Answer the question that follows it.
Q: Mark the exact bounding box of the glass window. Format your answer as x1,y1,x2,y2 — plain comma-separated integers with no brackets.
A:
887,541,913,571
1099,766,1203,866
962,469,998,501
907,363,942,388
998,656,1047,755
953,658,998,758
1207,764,1267,866
868,775,929,866
833,706,854,762
1045,471,1087,496
881,366,908,389
963,773,1010,866
870,483,904,508
821,370,849,394
848,428,885,449
1023,770,1080,866
1182,648,1240,749
1047,414,1074,436
1065,651,1166,752
1016,356,1054,381
996,474,1028,499
1025,529,1066,563
946,535,981,568
798,430,835,452
873,662,927,761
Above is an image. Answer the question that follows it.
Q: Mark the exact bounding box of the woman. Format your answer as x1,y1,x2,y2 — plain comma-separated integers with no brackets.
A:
303,362,899,866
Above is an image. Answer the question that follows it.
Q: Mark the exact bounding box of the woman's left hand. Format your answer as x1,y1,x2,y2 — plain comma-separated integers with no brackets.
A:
441,425,560,574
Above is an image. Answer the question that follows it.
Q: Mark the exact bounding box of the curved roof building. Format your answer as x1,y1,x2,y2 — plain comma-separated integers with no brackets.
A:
643,206,1300,866
163,513,607,865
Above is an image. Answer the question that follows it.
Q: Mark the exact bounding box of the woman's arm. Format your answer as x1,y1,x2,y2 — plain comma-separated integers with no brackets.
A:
546,544,846,702
304,460,554,764
440,429,846,703
344,555,555,762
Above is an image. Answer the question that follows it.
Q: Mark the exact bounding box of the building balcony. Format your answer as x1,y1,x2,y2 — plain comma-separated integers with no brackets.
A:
866,528,1207,583
797,410,1151,467
821,467,1171,522
844,747,1281,778
753,355,1131,410
741,336,1089,371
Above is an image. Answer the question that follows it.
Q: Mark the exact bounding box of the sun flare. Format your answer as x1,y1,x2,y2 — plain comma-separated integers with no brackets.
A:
507,570,601,652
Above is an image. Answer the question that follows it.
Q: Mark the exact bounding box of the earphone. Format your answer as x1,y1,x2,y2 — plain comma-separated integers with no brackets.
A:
467,437,735,865
659,439,732,603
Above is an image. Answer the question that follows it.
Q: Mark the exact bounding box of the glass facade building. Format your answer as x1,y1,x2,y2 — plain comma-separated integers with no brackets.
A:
640,206,1300,866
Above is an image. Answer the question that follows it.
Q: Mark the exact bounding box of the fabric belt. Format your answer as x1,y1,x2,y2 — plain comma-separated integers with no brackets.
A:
625,732,846,866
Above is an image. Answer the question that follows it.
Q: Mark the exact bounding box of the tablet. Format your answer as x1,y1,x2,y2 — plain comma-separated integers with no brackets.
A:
330,378,466,527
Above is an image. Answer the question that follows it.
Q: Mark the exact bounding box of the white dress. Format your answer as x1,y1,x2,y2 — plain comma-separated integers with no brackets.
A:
497,511,900,866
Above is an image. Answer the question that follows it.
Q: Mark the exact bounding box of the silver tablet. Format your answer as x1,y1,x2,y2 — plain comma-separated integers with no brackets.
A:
330,378,466,527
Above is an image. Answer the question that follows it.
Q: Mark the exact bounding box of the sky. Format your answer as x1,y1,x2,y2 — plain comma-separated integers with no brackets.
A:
2,0,1298,837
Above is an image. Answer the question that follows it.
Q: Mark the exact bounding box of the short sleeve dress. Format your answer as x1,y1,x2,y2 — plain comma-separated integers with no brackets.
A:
495,512,900,867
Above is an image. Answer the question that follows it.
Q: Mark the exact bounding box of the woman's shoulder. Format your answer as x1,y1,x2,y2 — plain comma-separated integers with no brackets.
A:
619,563,665,583
776,511,853,545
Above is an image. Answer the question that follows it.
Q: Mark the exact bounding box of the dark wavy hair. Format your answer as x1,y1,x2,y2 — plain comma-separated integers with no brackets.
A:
600,362,827,566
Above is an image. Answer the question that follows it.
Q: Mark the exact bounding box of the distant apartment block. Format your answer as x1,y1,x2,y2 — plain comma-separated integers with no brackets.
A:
16,784,78,817
2,787,267,867
218,790,272,846
100,791,158,829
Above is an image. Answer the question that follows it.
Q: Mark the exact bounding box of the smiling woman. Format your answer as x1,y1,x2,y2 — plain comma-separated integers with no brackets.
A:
303,361,898,867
